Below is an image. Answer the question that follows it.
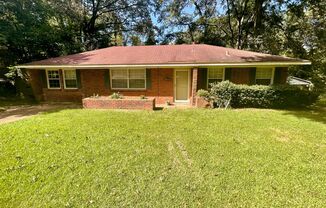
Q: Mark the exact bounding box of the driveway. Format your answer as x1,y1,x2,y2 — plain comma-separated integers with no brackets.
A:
0,103,81,124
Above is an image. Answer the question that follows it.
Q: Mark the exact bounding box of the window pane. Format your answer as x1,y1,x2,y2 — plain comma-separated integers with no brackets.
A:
112,79,128,88
49,80,60,88
208,68,223,79
111,69,128,79
129,69,145,79
129,79,145,88
48,70,60,79
65,80,77,88
256,79,271,85
256,68,272,79
64,70,76,79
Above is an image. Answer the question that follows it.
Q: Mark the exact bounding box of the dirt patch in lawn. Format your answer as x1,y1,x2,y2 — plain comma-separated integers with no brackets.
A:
270,128,292,142
0,103,81,124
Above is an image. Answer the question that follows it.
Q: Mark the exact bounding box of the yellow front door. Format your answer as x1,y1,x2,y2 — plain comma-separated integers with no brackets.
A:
175,70,189,101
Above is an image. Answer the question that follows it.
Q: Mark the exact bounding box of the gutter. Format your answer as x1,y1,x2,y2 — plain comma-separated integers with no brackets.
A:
17,61,311,69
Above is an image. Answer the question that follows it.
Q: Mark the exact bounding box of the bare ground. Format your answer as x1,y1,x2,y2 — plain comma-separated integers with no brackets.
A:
0,103,81,124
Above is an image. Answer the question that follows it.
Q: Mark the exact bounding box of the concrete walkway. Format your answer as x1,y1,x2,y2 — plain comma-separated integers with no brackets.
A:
0,103,81,125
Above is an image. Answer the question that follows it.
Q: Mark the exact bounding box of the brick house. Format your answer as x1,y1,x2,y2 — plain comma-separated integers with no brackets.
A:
18,44,310,106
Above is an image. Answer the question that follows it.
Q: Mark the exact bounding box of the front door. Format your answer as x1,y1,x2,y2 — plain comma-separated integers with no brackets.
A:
175,70,189,102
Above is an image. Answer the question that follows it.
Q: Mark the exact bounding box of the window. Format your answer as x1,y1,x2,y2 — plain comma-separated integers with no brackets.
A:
63,70,77,89
208,68,224,87
111,69,146,89
256,68,274,85
46,70,61,89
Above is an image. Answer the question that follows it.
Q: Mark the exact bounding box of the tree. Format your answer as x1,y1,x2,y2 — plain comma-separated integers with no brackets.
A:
0,0,325,92
79,0,157,49
284,0,326,89
130,35,142,46
0,0,62,65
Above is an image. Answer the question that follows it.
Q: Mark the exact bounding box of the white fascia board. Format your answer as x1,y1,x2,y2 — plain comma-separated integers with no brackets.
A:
17,61,311,69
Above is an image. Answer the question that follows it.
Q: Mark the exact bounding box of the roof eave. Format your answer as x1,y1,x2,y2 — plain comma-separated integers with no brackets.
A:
17,61,311,69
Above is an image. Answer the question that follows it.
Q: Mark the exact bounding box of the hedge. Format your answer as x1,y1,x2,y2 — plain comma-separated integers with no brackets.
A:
198,81,319,108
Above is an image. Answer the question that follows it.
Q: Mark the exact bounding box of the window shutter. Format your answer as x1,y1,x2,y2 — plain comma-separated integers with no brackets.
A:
104,70,110,89
249,67,256,85
76,69,82,89
197,68,208,90
146,69,151,89
224,68,232,81
273,67,282,84
40,70,47,88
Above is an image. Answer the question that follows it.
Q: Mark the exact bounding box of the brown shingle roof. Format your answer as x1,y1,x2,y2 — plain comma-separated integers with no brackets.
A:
24,44,309,66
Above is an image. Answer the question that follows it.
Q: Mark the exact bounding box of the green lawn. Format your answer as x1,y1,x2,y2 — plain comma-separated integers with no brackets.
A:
0,108,325,207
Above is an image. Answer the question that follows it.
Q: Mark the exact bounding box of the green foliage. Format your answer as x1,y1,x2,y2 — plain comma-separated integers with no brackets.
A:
5,66,26,81
199,81,320,108
0,0,325,94
0,0,157,67
158,0,326,90
130,35,142,46
0,80,15,97
4,66,34,99
0,0,158,96
196,89,210,101
110,92,123,99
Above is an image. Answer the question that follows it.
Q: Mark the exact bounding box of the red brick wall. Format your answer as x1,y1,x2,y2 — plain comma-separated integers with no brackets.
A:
190,68,198,105
28,69,83,102
28,67,289,104
42,89,83,102
82,69,109,97
28,70,44,101
195,96,210,108
28,68,174,104
83,97,155,110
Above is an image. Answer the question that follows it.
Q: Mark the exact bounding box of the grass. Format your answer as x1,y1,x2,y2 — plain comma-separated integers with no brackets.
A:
0,108,325,207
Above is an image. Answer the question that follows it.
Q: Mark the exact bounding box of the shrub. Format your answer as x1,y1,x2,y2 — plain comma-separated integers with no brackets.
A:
198,81,319,109
197,89,210,101
110,92,123,99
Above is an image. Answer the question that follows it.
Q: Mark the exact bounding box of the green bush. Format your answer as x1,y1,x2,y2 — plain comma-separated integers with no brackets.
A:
197,89,211,101
110,92,123,99
198,81,319,108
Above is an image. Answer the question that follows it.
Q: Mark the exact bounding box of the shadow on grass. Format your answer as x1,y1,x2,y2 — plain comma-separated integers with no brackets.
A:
281,97,326,125
282,108,326,124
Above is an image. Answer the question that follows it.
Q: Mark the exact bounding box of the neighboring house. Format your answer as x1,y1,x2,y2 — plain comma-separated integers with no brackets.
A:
18,44,310,106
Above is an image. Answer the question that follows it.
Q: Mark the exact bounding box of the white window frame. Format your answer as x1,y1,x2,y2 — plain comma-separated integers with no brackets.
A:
255,67,275,85
46,69,61,89
207,68,225,88
110,68,146,90
63,69,78,89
